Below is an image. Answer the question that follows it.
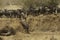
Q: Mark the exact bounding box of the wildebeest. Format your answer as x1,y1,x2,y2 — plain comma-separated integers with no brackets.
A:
47,5,57,14
16,9,24,18
27,7,41,16
39,6,46,14
57,4,60,13
20,18,30,34
39,6,56,14
0,9,11,18
4,9,10,17
0,26,16,36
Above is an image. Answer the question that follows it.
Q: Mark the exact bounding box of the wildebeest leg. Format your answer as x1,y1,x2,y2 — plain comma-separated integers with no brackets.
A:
23,24,30,34
21,22,30,34
11,13,14,18
15,13,18,18
9,12,12,18
17,14,20,18
25,27,30,34
0,13,3,18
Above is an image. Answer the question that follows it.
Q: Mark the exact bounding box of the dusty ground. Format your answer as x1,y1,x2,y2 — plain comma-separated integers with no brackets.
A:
0,32,60,40
0,14,60,40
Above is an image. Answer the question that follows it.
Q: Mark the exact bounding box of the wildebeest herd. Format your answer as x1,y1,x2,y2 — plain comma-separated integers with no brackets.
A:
0,9,24,18
0,5,60,17
27,5,60,15
0,5,60,36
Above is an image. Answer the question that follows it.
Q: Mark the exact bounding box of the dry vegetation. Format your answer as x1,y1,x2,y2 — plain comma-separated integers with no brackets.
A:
0,13,60,40
0,0,60,40
26,13,60,32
